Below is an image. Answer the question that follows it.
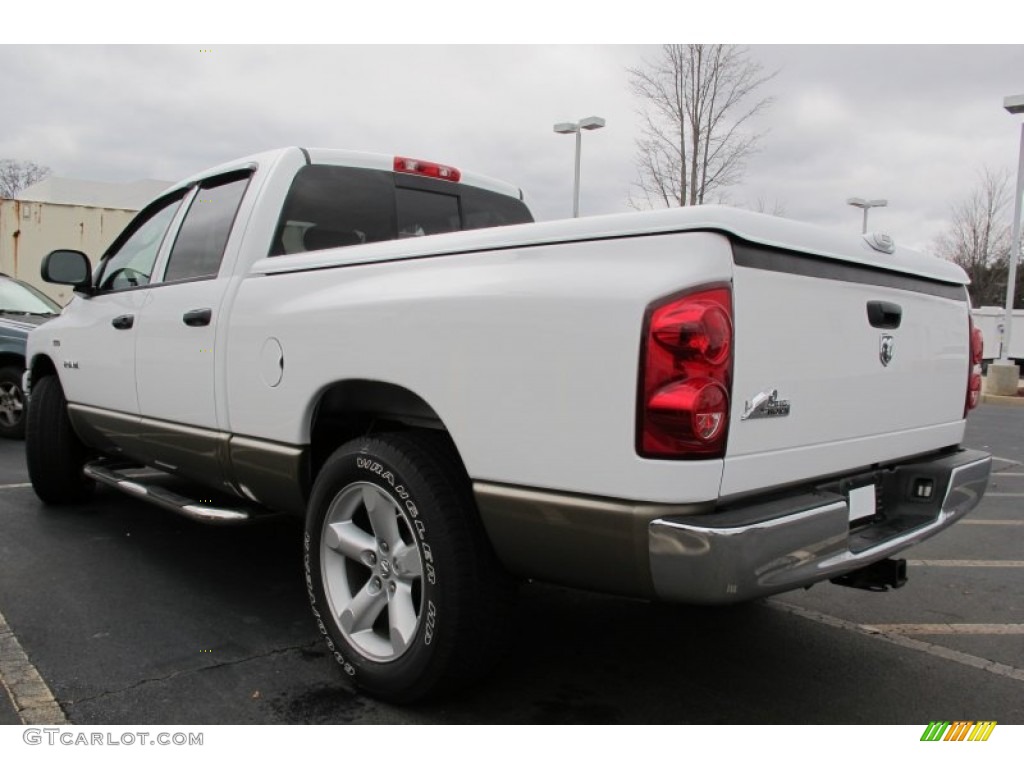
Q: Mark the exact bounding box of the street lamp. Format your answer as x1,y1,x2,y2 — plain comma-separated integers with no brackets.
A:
999,94,1024,367
554,115,605,218
846,197,888,234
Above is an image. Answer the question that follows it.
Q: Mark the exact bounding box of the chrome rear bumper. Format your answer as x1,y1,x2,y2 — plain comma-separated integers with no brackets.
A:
649,449,991,604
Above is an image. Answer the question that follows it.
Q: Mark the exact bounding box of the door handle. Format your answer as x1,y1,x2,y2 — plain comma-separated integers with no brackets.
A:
867,301,902,329
111,314,134,330
182,308,212,327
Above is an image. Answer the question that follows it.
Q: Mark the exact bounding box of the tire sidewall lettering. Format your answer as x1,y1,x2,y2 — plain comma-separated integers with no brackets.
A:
306,443,441,692
423,600,436,646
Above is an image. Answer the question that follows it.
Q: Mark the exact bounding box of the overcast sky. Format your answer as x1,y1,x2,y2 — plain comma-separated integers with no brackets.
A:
2,42,1023,252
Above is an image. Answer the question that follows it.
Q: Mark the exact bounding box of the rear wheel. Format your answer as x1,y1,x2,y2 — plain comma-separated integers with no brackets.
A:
304,432,513,702
26,375,95,504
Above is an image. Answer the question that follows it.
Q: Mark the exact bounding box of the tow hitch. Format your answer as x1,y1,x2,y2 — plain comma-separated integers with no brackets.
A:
830,558,908,592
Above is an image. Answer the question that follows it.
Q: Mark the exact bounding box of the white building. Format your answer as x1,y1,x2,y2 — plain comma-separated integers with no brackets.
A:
0,176,170,305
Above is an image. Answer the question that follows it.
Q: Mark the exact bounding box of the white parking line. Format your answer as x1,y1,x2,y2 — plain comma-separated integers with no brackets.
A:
768,600,1024,683
981,492,1024,497
907,560,1024,567
861,623,1024,635
961,519,1024,526
0,483,32,490
992,456,1023,466
0,609,66,725
991,472,1024,477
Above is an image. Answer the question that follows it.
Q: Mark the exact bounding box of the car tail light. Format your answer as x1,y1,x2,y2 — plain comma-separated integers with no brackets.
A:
638,285,733,458
394,156,461,182
965,316,983,414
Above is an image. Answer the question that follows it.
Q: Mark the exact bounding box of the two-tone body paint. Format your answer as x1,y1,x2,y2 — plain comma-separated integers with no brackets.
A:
26,147,976,572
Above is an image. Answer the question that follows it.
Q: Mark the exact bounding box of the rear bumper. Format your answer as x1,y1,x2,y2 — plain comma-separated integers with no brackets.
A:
649,448,991,604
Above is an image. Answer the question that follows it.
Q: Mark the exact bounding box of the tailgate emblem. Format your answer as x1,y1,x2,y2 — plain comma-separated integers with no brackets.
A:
880,334,895,367
741,389,791,421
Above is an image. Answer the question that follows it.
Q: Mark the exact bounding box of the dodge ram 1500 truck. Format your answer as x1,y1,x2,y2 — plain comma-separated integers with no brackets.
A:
25,147,992,702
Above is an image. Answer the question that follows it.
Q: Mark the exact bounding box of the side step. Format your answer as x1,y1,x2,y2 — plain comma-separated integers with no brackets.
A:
83,460,265,525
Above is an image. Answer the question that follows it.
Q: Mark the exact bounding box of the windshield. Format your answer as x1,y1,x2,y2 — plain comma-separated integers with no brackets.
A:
0,278,61,315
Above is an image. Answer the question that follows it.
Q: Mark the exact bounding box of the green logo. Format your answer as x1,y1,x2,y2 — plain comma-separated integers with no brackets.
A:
921,721,996,742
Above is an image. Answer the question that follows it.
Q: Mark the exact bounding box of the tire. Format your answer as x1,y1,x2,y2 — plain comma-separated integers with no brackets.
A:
0,365,27,440
26,374,95,504
304,431,514,702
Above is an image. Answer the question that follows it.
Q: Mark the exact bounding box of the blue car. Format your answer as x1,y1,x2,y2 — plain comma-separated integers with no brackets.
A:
0,274,61,439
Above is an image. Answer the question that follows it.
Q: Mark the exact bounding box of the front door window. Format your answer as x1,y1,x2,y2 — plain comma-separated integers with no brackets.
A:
96,192,186,292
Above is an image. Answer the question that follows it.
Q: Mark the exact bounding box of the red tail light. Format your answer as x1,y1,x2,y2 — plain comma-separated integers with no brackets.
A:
970,321,984,366
965,316,983,414
394,156,461,182
638,285,733,458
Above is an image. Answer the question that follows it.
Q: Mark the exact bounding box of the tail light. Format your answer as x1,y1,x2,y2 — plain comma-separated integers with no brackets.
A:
394,156,461,182
638,285,733,458
965,316,984,414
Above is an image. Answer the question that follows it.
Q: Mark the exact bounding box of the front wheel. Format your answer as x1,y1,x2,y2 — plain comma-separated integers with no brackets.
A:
304,432,513,702
26,374,95,504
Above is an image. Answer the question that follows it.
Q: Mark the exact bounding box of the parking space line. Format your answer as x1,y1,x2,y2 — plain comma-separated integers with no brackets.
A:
992,456,1023,466
0,609,67,725
861,623,1024,635
0,483,32,490
767,600,1024,683
961,519,1024,526
907,560,1024,567
982,492,1024,497
991,472,1024,477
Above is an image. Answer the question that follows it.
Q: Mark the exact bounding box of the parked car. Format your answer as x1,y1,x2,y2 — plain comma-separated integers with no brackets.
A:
0,274,60,439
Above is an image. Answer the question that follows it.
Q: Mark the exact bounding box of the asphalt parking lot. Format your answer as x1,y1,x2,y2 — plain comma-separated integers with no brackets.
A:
0,404,1021,725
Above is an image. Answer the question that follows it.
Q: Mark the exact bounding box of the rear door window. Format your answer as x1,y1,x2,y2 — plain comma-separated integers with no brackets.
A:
162,173,251,283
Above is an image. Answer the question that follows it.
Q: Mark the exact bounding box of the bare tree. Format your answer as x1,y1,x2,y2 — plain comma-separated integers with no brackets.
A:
750,196,787,216
0,159,51,199
935,167,1014,307
627,45,775,208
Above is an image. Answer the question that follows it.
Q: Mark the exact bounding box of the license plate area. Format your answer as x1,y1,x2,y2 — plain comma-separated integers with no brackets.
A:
847,483,877,524
832,470,885,530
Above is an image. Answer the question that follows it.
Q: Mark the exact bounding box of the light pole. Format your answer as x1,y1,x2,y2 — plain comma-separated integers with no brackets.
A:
846,197,888,234
554,116,605,218
1000,94,1024,365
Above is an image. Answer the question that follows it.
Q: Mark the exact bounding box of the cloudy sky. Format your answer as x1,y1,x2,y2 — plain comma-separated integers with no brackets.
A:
2,39,1023,252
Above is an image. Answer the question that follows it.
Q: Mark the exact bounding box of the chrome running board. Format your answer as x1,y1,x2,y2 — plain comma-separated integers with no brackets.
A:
84,460,260,525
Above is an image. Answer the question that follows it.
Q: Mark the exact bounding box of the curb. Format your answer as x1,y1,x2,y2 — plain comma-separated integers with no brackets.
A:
0,675,21,725
979,375,1024,406
981,392,1024,407
0,610,67,725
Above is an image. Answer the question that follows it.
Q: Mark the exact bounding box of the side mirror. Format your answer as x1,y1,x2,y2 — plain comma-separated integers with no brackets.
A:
41,250,93,294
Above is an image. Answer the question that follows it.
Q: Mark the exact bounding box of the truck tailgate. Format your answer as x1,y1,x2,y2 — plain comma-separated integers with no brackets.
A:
722,240,970,497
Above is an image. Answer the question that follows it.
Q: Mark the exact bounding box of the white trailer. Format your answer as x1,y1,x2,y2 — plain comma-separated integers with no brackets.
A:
971,306,1024,363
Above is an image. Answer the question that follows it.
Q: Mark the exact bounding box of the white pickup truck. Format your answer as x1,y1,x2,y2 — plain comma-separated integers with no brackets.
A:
25,147,991,702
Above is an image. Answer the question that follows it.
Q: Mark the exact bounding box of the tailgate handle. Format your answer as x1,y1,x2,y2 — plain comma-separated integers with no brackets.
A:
867,301,902,329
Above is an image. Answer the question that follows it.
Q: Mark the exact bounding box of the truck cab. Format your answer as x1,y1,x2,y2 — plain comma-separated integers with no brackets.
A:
29,148,532,493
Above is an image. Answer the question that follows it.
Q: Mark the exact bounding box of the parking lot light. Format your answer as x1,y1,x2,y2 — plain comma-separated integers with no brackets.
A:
846,197,888,234
553,116,606,218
